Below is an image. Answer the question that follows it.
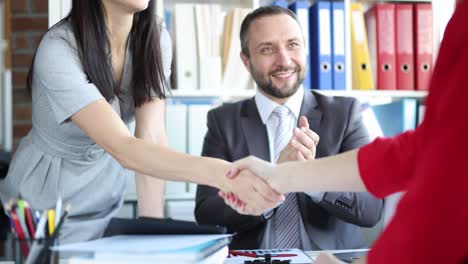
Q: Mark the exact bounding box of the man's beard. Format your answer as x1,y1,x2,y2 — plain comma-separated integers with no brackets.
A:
252,65,305,99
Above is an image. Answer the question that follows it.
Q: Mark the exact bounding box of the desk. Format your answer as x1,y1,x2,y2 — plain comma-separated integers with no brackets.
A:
57,248,370,264
307,249,369,263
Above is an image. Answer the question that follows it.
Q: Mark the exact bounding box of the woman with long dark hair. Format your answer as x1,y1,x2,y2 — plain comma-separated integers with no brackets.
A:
0,0,282,243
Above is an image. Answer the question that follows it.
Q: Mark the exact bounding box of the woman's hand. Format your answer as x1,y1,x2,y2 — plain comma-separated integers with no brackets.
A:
218,156,290,215
217,162,284,215
228,156,288,194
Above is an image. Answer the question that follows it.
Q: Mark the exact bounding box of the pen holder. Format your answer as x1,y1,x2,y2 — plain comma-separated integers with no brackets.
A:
10,238,57,264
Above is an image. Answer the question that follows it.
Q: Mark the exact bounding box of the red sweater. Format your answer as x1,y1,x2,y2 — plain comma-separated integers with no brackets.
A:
358,1,468,263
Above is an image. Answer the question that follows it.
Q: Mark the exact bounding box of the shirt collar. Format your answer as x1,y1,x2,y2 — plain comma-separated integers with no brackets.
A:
255,86,305,124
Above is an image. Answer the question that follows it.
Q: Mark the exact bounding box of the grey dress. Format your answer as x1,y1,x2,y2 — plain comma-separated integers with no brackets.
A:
0,20,172,243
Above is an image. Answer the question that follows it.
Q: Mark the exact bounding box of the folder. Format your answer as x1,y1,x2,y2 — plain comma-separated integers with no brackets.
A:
366,3,397,90
309,1,333,90
165,99,189,196
165,200,196,222
417,102,425,125
350,3,374,90
361,104,384,140
272,0,288,8
395,3,415,90
414,3,433,91
289,0,311,90
103,217,227,237
187,101,216,156
331,0,346,90
195,4,222,91
221,8,253,91
54,234,232,264
174,4,198,90
371,99,417,136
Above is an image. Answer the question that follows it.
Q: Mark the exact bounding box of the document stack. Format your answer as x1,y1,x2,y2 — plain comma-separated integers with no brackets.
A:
53,234,232,264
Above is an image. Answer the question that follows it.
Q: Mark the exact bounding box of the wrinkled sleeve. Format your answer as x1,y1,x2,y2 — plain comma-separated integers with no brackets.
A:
358,129,419,198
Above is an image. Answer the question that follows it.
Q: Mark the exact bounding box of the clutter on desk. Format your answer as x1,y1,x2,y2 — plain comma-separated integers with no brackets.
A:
103,216,227,237
3,196,70,263
52,234,232,263
225,248,312,264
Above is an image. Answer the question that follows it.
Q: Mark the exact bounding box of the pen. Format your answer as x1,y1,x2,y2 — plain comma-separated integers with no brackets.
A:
51,204,71,238
262,253,297,257
228,250,298,258
9,209,30,256
3,203,16,235
34,205,71,264
15,206,30,240
23,202,36,238
17,197,25,221
34,211,48,239
48,209,55,236
55,196,62,226
229,250,258,258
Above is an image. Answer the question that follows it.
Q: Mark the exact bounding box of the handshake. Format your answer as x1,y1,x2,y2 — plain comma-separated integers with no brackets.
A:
216,117,319,216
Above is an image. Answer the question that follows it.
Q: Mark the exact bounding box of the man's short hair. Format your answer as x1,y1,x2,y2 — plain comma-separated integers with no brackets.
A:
240,6,300,57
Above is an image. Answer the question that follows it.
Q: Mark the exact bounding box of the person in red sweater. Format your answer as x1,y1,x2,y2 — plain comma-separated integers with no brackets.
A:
220,0,468,263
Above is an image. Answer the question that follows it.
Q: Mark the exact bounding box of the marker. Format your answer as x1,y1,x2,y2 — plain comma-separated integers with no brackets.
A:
48,210,55,236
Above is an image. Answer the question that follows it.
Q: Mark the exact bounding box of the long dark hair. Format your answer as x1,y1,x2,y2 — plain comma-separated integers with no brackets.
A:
27,0,167,107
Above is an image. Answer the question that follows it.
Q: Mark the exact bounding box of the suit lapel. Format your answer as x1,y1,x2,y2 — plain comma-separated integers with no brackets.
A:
298,91,322,132
241,99,271,162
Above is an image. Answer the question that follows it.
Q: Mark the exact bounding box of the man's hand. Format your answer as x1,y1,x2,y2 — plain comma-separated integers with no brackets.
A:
277,116,320,163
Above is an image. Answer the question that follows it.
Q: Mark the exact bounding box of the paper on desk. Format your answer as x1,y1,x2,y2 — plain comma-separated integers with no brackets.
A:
224,248,312,264
52,234,232,254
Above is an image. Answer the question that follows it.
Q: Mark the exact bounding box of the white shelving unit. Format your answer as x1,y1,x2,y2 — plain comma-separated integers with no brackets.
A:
170,88,428,98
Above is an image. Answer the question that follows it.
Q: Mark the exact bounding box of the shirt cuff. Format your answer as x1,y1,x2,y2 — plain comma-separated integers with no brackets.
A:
263,208,275,220
262,199,284,220
305,192,326,202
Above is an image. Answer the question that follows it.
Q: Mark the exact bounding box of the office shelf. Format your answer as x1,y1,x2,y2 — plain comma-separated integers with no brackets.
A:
168,89,428,100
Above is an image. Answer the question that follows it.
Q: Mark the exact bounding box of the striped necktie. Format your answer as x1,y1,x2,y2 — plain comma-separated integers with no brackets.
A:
270,105,302,249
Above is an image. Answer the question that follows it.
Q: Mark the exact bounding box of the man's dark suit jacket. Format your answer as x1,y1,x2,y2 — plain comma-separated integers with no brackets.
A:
195,90,383,250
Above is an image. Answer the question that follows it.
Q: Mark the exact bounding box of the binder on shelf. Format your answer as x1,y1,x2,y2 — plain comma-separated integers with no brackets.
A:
366,3,397,90
222,8,253,91
350,3,374,90
371,99,418,136
361,104,384,140
414,3,433,91
165,99,189,196
195,4,222,91
289,0,311,90
309,1,333,90
417,102,425,125
331,0,346,90
272,1,288,8
395,3,415,90
165,200,197,222
174,4,198,90
187,102,215,156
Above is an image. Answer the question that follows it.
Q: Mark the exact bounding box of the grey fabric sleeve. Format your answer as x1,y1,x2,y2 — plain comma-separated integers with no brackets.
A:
34,34,103,124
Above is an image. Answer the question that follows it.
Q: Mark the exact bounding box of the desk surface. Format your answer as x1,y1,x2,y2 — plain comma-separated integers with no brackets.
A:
307,249,369,263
